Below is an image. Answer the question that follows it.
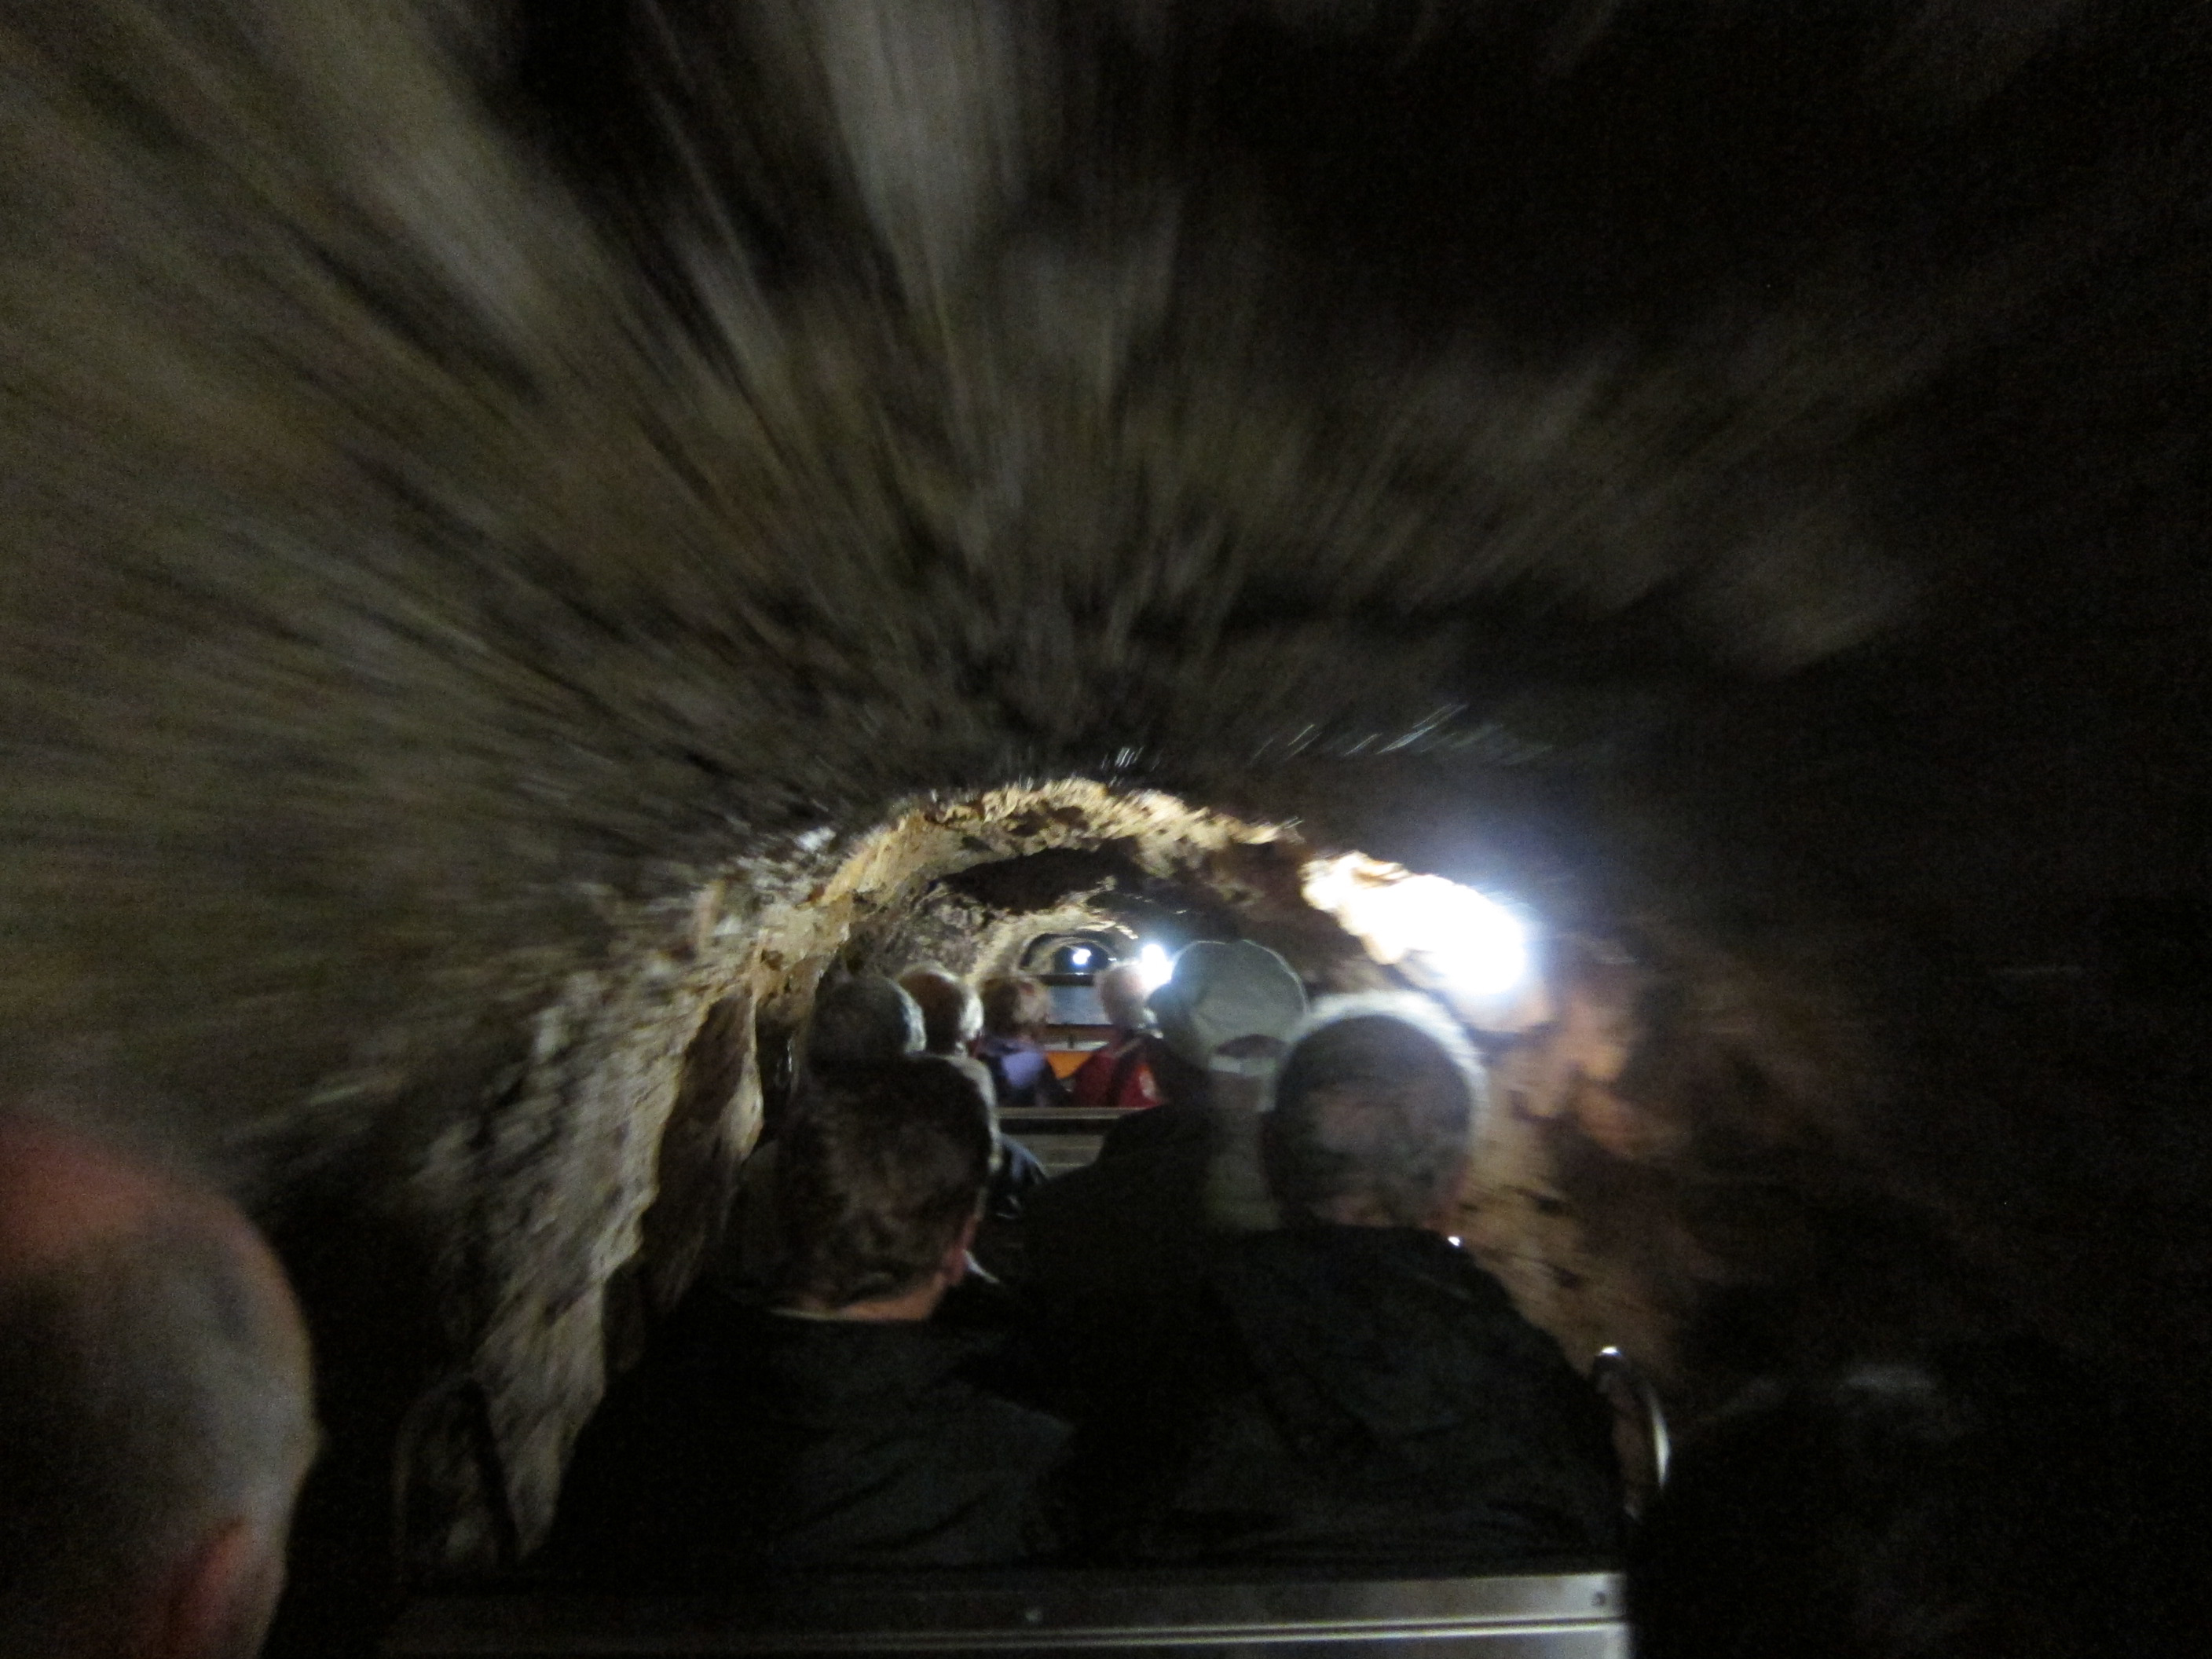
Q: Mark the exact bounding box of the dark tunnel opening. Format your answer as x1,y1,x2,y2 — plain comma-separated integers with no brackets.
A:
2,2,2209,1655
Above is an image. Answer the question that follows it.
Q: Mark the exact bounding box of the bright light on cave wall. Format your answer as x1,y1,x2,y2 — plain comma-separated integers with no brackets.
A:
1302,855,1532,997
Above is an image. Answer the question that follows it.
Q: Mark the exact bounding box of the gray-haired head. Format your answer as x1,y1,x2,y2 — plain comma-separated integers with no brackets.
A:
1261,995,1487,1230
804,975,926,1083
1094,961,1152,1032
0,1115,316,1659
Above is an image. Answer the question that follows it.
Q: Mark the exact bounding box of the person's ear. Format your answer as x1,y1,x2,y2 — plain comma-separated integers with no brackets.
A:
939,1210,981,1287
153,1515,286,1659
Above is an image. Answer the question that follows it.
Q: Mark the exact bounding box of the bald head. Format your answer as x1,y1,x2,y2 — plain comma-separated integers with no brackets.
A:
0,1117,314,1659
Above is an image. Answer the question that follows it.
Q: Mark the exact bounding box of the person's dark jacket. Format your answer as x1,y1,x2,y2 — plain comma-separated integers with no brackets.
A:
989,1135,1049,1220
1119,1225,1624,1569
1020,1132,1214,1485
544,1284,1070,1582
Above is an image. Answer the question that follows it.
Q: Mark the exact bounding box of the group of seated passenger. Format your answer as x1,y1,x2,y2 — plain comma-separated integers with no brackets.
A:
548,940,1628,1577
2,957,2199,1657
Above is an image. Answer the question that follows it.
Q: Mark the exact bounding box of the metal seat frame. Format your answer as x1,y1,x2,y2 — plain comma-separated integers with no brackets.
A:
383,1566,1629,1656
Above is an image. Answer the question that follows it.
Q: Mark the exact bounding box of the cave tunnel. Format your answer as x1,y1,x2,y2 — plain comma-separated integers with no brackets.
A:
1,2,2207,1654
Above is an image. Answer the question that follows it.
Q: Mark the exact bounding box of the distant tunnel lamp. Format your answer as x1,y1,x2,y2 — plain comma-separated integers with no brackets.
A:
1136,942,1174,991
1069,947,1093,969
1303,856,1532,997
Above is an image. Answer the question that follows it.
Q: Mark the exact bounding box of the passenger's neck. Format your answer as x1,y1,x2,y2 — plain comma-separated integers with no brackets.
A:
789,1277,945,1324
1313,1199,1459,1236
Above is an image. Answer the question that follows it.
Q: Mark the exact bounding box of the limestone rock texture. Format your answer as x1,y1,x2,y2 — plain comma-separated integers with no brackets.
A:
1,1,2205,1645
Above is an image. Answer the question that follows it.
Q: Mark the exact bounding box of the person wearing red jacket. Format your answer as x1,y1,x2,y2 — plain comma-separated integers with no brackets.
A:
1067,962,1163,1109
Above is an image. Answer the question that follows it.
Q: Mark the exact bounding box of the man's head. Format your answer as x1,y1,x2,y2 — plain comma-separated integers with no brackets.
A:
1094,962,1152,1033
770,1059,994,1316
1150,941,1306,1071
895,967,983,1056
803,975,925,1084
1261,998,1485,1230
979,974,1052,1041
0,1116,316,1659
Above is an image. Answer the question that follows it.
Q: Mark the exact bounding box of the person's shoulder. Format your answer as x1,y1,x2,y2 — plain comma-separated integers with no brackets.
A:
624,1288,788,1413
657,1277,772,1347
1339,1230,1532,1324
1214,1227,1520,1322
1434,1242,1545,1321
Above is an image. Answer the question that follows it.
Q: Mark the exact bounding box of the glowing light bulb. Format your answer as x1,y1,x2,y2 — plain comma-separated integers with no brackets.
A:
1137,942,1173,991
1069,947,1093,968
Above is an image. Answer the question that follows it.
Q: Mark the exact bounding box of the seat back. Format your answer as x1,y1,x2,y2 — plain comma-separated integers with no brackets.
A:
1001,1106,1126,1174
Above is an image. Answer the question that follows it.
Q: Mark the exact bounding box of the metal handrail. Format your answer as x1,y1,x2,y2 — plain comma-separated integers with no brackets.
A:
384,1568,1628,1655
